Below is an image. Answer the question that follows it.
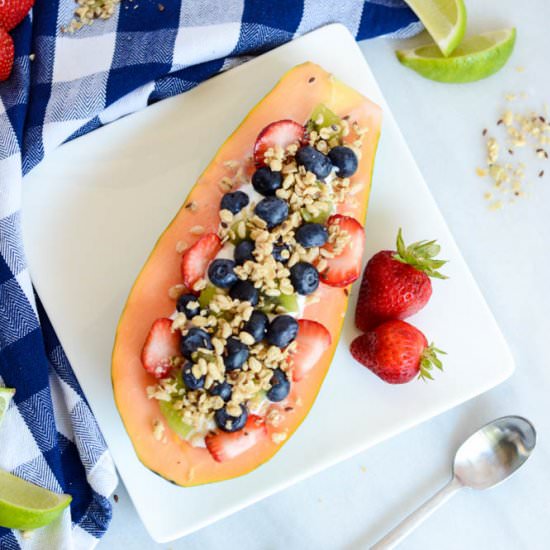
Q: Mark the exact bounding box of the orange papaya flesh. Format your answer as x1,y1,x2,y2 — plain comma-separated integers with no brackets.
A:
111,62,382,486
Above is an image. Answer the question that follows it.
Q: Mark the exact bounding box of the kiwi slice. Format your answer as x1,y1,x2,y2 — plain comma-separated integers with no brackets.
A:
307,104,344,137
301,201,333,224
198,284,217,309
228,219,250,244
262,292,299,314
249,390,267,409
159,399,193,439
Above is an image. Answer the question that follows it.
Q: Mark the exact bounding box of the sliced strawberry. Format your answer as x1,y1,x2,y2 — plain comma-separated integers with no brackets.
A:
320,215,365,288
254,120,305,167
290,319,332,382
205,415,266,462
141,318,181,379
181,233,222,291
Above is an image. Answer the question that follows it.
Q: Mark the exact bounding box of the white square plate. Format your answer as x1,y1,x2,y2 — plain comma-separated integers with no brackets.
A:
21,24,514,543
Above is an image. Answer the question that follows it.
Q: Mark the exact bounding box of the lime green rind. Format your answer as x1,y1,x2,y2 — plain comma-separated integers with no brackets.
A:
0,470,72,530
0,388,15,428
441,0,467,56
405,0,467,57
396,28,516,83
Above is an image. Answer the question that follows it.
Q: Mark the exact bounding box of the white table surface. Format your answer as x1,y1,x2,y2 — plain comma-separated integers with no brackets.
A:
100,2,550,548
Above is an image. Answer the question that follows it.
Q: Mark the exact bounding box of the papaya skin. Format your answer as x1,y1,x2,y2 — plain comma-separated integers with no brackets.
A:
111,62,382,486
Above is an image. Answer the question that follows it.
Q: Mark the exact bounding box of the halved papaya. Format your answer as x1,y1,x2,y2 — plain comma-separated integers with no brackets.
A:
111,62,382,486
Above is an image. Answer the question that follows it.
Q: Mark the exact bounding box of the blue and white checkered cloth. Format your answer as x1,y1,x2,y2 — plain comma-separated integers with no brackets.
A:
0,1,419,548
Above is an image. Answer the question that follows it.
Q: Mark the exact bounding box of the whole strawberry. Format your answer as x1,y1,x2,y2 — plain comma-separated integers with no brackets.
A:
355,229,447,332
350,319,444,384
0,0,34,31
0,27,14,81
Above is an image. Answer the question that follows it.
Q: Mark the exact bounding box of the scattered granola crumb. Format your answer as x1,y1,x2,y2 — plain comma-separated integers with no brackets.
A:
113,494,119,503
360,465,367,473
21,531,33,540
29,53,35,61
476,167,487,177
63,0,120,33
479,95,549,209
515,66,525,73
487,138,499,164
158,2,164,11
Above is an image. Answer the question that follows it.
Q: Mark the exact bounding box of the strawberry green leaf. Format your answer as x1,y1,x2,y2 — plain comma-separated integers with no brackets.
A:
418,343,446,382
394,228,449,279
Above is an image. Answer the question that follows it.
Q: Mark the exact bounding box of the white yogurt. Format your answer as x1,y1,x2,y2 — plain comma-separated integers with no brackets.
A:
237,182,265,206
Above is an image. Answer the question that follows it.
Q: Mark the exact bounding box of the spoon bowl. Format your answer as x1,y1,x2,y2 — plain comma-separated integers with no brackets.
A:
454,415,536,490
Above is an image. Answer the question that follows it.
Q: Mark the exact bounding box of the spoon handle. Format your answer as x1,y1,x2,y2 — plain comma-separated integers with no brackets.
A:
371,476,462,549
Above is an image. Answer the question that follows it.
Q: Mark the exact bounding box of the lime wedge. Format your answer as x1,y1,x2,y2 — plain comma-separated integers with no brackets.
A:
0,387,15,428
396,28,516,83
405,0,467,57
0,469,72,530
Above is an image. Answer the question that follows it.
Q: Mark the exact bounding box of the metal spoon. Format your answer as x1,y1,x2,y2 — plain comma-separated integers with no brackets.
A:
371,415,536,549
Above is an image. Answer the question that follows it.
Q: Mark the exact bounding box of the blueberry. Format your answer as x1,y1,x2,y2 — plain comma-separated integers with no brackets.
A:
220,190,249,214
229,280,259,306
176,293,200,319
327,146,358,178
254,197,289,229
208,381,232,402
267,368,290,402
224,337,249,371
272,243,290,264
208,259,238,288
180,327,213,359
295,223,328,248
182,363,205,390
234,239,255,265
215,404,248,432
266,315,298,348
252,167,283,196
296,145,333,179
290,262,319,295
242,310,269,343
